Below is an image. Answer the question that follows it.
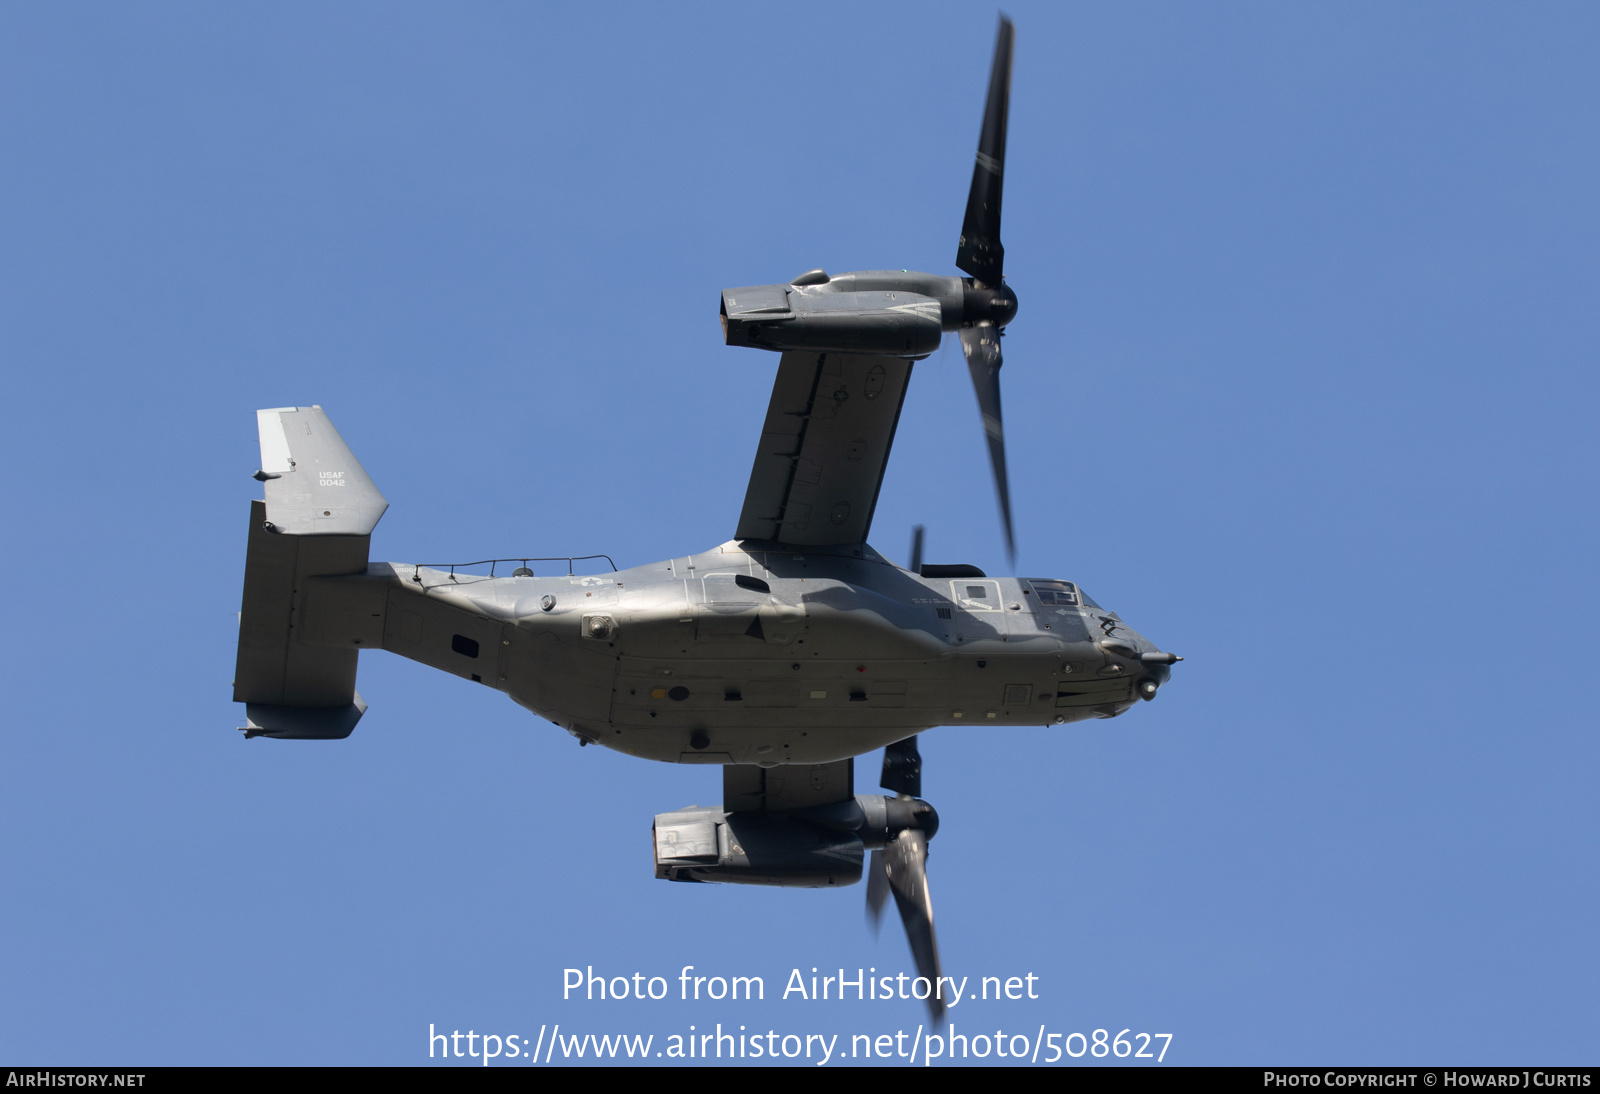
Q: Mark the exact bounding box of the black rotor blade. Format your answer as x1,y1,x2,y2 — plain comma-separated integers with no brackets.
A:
961,323,1016,564
881,735,922,798
955,16,1014,284
866,848,889,933
883,828,944,1019
908,524,925,574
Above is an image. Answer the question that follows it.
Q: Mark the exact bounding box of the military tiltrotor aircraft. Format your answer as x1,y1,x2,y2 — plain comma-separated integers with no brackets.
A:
232,17,1178,1018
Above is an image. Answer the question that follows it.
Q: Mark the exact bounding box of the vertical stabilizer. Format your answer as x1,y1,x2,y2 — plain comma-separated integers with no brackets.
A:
234,407,386,739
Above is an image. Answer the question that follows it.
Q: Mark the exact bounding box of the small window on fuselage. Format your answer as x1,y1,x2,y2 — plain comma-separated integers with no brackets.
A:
1025,579,1079,607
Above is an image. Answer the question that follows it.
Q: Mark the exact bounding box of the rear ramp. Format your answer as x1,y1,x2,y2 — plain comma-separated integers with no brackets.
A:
233,406,388,739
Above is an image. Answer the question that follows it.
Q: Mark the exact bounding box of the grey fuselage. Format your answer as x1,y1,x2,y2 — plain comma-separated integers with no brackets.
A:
322,539,1168,765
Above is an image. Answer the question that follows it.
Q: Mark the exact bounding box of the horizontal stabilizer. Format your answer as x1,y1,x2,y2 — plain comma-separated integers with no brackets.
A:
256,406,387,536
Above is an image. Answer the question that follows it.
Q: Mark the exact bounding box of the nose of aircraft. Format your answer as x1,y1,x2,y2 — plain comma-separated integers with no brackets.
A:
1100,636,1182,700
1134,651,1181,699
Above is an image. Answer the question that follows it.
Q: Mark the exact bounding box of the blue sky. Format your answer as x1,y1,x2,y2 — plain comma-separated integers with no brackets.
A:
2,2,1597,1066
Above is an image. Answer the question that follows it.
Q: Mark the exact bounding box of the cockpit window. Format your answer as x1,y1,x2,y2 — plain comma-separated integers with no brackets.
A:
1025,579,1079,607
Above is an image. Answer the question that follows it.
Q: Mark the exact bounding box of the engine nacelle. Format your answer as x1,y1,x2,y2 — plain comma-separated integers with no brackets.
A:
654,806,863,887
653,793,938,887
721,284,942,357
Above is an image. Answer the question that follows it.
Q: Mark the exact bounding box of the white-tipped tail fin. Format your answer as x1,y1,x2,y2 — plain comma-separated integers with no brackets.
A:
255,405,387,537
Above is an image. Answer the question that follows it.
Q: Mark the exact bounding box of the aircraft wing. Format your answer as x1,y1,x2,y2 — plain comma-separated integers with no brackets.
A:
734,351,913,547
723,760,854,813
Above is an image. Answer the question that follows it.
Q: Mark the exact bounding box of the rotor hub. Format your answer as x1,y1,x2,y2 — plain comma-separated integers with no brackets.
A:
884,795,940,841
963,280,1018,328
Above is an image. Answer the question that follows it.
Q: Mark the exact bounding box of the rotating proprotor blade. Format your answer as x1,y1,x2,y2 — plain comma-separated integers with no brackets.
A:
880,735,923,798
869,735,922,933
866,850,889,933
866,736,945,1018
962,323,1015,564
956,16,1014,285
883,826,944,1020
956,17,1019,563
